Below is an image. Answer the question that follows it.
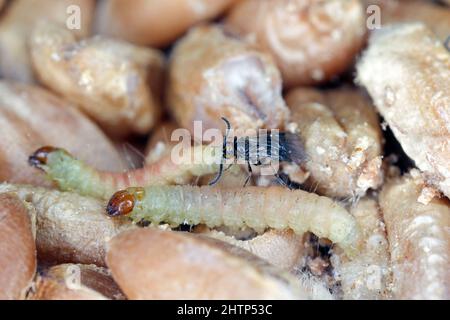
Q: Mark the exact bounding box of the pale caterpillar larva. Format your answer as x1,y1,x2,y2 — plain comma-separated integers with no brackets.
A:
106,185,361,257
28,145,221,199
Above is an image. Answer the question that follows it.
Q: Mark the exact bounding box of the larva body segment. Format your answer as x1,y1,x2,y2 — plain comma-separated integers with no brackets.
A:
117,186,361,256
29,145,221,199
30,264,115,300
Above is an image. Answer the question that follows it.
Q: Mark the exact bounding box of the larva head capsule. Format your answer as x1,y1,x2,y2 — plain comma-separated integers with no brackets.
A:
107,188,144,217
28,146,65,170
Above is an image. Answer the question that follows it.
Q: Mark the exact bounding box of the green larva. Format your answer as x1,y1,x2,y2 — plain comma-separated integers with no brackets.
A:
27,146,361,256
106,185,361,257
28,145,221,199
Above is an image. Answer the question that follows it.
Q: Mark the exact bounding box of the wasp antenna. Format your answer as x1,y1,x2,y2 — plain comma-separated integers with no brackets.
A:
220,116,231,136
221,117,231,131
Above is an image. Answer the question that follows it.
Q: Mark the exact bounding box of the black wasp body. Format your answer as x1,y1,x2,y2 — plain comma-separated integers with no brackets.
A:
209,118,307,186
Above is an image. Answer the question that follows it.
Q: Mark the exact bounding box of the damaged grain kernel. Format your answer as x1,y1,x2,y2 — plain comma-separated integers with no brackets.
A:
96,0,237,47
144,121,179,164
0,0,94,83
30,22,165,137
357,23,450,198
28,146,58,169
379,172,449,300
166,24,290,134
198,164,251,188
0,194,36,300
286,88,383,199
198,228,339,300
0,81,124,187
362,0,450,42
226,0,366,87
0,184,134,267
195,227,306,272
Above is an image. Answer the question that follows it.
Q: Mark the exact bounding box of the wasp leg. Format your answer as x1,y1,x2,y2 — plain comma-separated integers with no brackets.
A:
223,163,233,172
209,163,224,186
243,162,253,187
274,173,293,190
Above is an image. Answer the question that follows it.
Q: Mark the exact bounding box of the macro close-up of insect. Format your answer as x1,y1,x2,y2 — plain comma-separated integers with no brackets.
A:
208,117,307,186
0,0,449,305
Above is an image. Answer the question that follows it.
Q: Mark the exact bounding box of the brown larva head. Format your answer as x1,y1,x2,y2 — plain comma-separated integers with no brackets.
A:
28,146,60,169
107,190,136,217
